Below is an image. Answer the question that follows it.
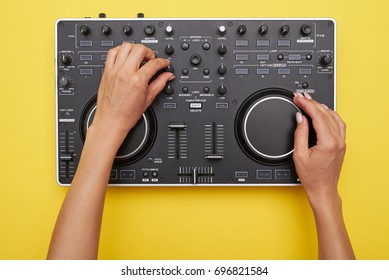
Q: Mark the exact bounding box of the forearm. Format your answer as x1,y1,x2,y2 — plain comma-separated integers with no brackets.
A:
308,193,355,260
47,126,123,259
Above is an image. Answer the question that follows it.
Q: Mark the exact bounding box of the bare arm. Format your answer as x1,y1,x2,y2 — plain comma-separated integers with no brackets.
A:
47,43,174,259
293,92,355,260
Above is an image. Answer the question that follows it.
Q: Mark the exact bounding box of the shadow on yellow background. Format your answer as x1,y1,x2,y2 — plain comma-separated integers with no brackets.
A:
0,0,388,259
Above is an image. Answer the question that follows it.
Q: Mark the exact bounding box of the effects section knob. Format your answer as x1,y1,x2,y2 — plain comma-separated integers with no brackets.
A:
144,25,155,36
79,25,90,36
59,54,72,66
101,25,111,36
218,44,227,55
165,44,174,55
165,25,174,36
218,25,226,35
218,84,227,95
123,25,132,36
320,54,333,66
237,24,247,36
301,24,311,36
280,24,290,36
218,64,227,75
59,76,71,88
258,24,268,35
190,54,201,66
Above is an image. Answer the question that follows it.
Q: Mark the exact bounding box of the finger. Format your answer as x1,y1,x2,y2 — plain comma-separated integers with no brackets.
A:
146,72,175,103
293,113,309,159
124,44,156,73
138,58,170,81
112,43,134,71
104,45,121,72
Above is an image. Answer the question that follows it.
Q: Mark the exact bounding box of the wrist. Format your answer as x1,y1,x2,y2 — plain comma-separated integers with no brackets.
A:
307,190,342,215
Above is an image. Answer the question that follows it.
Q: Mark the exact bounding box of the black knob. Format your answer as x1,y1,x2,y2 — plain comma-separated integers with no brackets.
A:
218,84,227,95
123,25,132,36
258,25,268,35
101,25,111,36
144,25,155,36
165,44,174,55
190,54,201,66
301,24,311,36
165,25,174,36
218,44,227,55
280,25,290,36
165,65,174,74
79,25,90,36
59,77,71,88
164,83,174,95
59,54,72,66
218,64,227,75
218,25,227,35
320,54,333,66
237,24,247,35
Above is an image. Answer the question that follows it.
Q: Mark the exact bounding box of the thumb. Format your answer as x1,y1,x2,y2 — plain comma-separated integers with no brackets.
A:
294,112,309,160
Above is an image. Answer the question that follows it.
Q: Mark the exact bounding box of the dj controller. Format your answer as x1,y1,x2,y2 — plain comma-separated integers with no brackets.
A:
55,14,335,186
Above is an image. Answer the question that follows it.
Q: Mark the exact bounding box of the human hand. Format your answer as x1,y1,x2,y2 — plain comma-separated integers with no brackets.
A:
90,43,174,148
293,92,346,204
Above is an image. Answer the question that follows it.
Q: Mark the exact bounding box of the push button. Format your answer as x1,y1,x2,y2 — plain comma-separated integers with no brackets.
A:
120,170,135,179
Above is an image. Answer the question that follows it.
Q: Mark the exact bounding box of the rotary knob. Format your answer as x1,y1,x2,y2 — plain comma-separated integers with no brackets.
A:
237,24,247,36
123,25,132,36
218,84,227,95
59,76,71,88
218,44,227,55
59,54,72,66
190,54,202,66
144,25,155,36
280,25,290,36
218,25,226,35
79,25,90,36
258,24,268,35
165,44,174,55
164,83,174,95
165,25,174,36
320,54,333,66
301,24,312,36
101,25,111,36
218,64,227,75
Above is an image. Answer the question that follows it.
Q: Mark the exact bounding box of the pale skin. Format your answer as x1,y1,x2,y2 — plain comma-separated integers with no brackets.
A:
47,43,355,260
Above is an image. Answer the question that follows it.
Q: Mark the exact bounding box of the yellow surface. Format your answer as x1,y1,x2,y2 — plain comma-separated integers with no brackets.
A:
0,0,388,260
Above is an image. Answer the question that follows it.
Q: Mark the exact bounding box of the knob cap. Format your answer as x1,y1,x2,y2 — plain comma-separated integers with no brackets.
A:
144,25,155,36
59,77,71,88
190,54,201,66
79,25,90,36
301,24,311,36
218,84,227,95
165,25,174,36
123,25,132,36
280,25,290,36
218,64,227,75
164,83,174,95
258,24,268,35
218,25,226,35
218,44,227,55
101,25,111,36
320,54,333,66
237,25,247,35
165,44,174,55
59,54,72,66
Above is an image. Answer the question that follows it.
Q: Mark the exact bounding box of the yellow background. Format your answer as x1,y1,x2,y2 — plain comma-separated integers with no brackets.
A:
0,0,388,260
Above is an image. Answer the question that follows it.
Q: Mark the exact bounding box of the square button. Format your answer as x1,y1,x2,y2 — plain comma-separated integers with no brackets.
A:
120,170,136,179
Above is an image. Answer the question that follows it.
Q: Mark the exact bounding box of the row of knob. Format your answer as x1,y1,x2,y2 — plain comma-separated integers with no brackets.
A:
164,83,227,95
79,24,313,37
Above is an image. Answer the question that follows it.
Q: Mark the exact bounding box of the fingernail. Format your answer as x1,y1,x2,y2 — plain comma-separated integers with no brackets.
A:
296,112,303,124
165,59,171,63
297,92,305,99
168,75,176,81
293,92,298,97
304,91,313,100
321,103,329,109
